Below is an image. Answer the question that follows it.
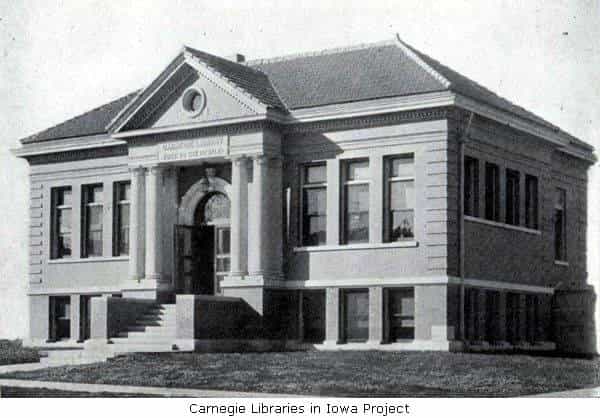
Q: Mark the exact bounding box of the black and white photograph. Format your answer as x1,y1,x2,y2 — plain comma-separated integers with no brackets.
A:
0,0,598,412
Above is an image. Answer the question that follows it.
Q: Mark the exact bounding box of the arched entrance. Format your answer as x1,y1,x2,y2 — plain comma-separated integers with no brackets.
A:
175,176,231,295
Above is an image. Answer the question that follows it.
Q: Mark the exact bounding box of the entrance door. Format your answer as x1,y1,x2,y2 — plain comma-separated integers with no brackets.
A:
175,225,215,294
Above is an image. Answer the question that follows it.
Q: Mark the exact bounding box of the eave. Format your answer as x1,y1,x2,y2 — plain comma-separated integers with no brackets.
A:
12,133,125,158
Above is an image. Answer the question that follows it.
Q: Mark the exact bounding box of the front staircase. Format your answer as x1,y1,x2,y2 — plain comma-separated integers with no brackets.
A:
111,303,179,354
41,303,182,366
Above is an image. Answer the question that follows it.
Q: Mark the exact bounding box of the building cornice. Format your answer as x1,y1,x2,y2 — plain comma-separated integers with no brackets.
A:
13,91,595,164
12,133,125,158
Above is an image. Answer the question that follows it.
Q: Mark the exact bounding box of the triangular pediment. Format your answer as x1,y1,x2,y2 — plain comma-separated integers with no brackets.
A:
109,48,279,134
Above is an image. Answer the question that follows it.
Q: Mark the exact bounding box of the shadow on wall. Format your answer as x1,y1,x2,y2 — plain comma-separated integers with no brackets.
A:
552,286,597,357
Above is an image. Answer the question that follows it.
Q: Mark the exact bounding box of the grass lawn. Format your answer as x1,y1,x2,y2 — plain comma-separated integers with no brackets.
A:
0,340,40,366
1,351,599,397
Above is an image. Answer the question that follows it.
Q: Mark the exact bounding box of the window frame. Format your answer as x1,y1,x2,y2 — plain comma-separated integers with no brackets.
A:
81,183,104,258
505,168,521,226
341,288,369,343
50,186,73,260
554,187,567,261
300,162,328,247
386,287,415,342
484,162,500,222
341,159,370,245
525,174,539,230
384,154,415,243
463,156,479,217
113,181,131,256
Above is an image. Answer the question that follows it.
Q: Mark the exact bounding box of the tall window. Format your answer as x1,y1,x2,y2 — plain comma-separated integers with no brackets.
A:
464,156,479,217
342,160,370,244
301,164,327,246
385,155,415,242
505,169,520,226
554,188,567,261
51,187,72,259
342,289,369,342
82,184,103,257
485,162,500,221
114,181,131,256
387,288,415,341
525,175,539,229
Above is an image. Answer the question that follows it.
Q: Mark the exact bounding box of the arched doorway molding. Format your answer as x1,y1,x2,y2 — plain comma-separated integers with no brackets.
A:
178,176,232,225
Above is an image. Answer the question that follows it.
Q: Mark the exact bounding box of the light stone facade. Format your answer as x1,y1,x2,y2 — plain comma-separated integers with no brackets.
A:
13,39,597,355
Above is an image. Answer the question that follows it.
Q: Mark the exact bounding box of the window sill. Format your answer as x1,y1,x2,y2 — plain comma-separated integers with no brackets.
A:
48,256,130,265
554,260,569,267
293,241,419,253
464,216,541,235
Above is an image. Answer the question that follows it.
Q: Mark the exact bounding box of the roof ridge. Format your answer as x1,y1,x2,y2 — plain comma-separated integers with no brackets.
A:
393,35,451,89
246,39,396,65
183,47,282,111
184,46,268,77
404,41,562,131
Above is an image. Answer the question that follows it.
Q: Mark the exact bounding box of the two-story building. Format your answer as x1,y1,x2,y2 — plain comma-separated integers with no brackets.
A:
14,37,596,357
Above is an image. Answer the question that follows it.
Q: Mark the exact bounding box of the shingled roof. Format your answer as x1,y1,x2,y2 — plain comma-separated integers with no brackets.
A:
185,46,286,110
249,42,447,109
20,91,139,144
19,38,592,150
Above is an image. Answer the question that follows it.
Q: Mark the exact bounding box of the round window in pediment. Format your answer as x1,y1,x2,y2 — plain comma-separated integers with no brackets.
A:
182,87,207,117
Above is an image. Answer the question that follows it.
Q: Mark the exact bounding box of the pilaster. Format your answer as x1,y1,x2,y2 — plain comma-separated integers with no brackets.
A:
144,165,163,280
368,286,384,344
248,155,267,276
70,294,81,343
324,288,340,345
230,156,249,277
129,166,145,280
326,159,340,246
369,155,384,243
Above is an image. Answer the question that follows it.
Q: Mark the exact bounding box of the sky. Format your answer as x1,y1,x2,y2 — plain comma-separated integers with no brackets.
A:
0,0,598,345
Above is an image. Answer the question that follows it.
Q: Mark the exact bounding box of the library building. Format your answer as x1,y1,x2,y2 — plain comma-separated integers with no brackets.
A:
14,37,597,358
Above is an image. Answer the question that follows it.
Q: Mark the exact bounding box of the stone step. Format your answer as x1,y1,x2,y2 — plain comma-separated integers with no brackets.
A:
110,337,178,345
133,318,176,326
111,343,180,354
144,309,176,316
117,328,176,338
40,349,111,366
122,323,176,333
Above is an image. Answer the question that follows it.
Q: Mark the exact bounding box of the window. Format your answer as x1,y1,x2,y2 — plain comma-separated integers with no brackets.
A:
485,163,500,221
82,184,103,257
302,290,326,342
113,181,130,256
525,294,539,343
464,288,481,341
464,157,479,217
49,296,71,341
554,188,567,261
525,175,539,229
342,160,370,244
505,169,520,226
50,187,72,259
342,289,369,342
385,155,415,242
214,226,231,294
387,288,415,341
301,164,327,246
506,293,521,344
485,290,500,342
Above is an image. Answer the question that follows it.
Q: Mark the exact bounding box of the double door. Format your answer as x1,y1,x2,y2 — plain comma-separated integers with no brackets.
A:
175,225,230,295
